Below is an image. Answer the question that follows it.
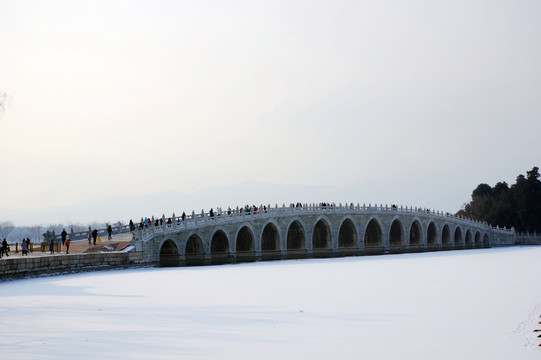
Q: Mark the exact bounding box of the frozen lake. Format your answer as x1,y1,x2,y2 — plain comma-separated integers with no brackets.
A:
1,246,540,359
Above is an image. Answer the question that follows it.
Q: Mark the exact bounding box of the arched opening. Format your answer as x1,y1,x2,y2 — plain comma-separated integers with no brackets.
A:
483,234,490,248
159,239,180,267
389,219,402,247
474,232,482,248
312,219,332,258
287,221,305,250
262,223,278,251
427,222,437,246
287,220,306,258
261,222,280,260
465,230,473,249
236,226,253,252
364,219,383,254
454,227,463,249
338,218,357,248
236,226,255,262
211,230,230,265
442,225,451,249
185,234,205,266
312,220,331,249
409,221,422,248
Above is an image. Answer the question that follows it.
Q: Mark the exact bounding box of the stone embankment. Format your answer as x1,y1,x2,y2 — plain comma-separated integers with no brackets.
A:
515,233,541,245
0,234,151,280
0,252,147,280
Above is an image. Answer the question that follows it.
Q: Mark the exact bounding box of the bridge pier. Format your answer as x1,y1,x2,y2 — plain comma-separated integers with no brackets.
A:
408,244,426,253
337,247,359,257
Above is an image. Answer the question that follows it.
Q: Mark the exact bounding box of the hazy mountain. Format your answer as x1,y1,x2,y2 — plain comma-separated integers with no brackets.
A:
0,180,459,227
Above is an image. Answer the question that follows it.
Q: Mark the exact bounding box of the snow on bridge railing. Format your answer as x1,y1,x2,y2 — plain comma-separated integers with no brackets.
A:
136,202,509,241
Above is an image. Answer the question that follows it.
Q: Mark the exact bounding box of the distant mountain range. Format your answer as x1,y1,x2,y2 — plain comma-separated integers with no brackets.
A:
0,180,459,226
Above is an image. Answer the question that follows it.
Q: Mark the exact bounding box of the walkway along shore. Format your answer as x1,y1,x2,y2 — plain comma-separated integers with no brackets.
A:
0,234,144,280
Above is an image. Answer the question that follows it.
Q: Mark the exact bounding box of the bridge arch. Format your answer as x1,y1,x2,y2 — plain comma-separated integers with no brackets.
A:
338,216,358,249
454,226,463,249
483,233,490,248
465,229,473,249
185,232,205,266
235,224,255,252
427,221,438,247
260,219,282,260
409,219,423,248
474,231,482,248
364,217,383,253
261,219,281,250
442,224,451,248
389,217,404,250
286,218,307,258
159,238,181,267
312,217,332,249
210,228,231,265
312,217,333,258
235,224,256,262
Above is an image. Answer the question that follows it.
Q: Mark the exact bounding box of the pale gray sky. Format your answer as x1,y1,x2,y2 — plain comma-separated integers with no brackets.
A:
0,0,540,222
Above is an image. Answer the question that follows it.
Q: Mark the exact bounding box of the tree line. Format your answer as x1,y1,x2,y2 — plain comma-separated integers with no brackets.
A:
457,166,541,233
0,221,108,243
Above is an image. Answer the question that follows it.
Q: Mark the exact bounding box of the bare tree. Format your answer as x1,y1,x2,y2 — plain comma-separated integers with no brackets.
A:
29,225,44,243
0,90,12,118
0,220,15,240
66,222,88,233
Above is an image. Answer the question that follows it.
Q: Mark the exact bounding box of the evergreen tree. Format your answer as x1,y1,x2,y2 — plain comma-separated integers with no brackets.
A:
459,167,541,232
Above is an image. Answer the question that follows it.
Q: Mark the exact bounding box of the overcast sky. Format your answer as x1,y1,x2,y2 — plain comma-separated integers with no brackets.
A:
0,1,540,222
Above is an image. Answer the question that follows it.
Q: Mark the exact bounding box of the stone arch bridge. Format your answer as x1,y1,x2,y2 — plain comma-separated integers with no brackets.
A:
132,204,516,267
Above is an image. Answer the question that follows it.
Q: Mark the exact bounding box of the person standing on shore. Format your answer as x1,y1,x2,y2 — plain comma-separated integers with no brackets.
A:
92,229,98,245
107,225,112,240
21,238,28,255
49,237,55,254
61,229,67,246
65,237,70,254
1,238,9,257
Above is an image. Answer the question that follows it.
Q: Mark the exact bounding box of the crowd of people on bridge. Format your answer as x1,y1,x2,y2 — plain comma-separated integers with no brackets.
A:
129,202,346,233
127,201,447,235
131,204,274,231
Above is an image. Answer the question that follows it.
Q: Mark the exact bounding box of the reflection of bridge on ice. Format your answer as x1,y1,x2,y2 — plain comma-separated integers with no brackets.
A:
132,203,516,267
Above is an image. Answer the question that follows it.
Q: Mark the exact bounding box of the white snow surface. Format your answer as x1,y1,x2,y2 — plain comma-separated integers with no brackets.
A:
1,247,541,359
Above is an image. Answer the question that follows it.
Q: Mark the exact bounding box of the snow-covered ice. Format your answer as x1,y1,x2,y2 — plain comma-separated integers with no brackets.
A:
1,246,540,359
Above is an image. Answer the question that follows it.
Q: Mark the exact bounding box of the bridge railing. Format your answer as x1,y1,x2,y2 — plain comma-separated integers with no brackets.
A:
50,224,133,242
136,202,514,242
